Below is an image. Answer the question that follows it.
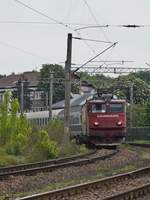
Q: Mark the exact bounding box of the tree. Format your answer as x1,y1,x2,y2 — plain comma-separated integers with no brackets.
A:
112,74,150,104
0,91,11,144
38,64,65,104
79,72,113,88
131,71,150,84
144,103,150,126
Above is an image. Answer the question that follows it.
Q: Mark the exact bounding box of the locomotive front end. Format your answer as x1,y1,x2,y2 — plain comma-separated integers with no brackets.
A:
86,99,126,144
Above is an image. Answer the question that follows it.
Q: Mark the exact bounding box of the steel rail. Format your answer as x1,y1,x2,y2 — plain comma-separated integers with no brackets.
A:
0,150,96,174
18,165,150,200
102,183,150,200
0,149,118,179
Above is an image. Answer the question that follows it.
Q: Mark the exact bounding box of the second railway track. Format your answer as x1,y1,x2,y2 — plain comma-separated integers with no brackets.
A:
0,148,118,179
18,165,150,200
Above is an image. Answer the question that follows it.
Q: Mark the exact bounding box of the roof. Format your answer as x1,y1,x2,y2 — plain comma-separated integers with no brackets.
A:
52,93,94,109
0,71,40,88
88,99,126,103
52,93,126,109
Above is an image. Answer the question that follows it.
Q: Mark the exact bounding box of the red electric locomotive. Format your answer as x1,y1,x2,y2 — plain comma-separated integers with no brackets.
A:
70,93,127,146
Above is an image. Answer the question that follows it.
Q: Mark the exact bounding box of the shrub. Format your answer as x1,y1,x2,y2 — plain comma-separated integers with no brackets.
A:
46,119,64,144
27,130,59,162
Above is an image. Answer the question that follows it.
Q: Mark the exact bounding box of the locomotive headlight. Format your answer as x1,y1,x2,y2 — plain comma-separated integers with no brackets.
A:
94,122,99,126
117,121,122,126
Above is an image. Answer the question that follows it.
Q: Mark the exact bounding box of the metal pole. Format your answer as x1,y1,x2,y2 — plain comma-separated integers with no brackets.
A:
49,72,53,119
45,92,48,110
64,33,72,139
21,80,24,114
130,84,133,127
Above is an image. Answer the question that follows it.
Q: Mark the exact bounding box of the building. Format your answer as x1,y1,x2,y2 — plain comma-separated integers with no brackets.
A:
0,71,45,112
0,71,96,113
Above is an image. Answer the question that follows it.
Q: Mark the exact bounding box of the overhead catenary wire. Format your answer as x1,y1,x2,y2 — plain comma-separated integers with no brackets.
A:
13,0,102,56
73,36,113,44
13,0,75,32
13,0,118,71
0,21,105,25
1,21,149,28
0,40,51,60
73,42,118,73
83,0,110,42
82,0,117,71
75,24,150,31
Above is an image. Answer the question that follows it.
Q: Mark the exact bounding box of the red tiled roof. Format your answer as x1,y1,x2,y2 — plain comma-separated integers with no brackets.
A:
0,71,40,88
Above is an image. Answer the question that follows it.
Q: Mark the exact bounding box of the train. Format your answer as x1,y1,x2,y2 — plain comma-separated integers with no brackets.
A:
68,93,127,146
25,92,127,146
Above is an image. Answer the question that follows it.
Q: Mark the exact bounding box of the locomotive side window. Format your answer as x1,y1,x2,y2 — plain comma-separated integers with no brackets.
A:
110,103,124,113
91,104,106,113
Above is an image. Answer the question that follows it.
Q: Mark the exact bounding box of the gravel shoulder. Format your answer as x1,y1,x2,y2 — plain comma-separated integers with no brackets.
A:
0,145,150,199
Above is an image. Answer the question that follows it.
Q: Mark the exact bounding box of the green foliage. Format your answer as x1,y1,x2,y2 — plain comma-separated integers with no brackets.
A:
0,91,59,161
26,130,59,161
46,119,65,144
0,91,88,164
59,139,87,157
45,119,88,156
38,64,65,104
0,91,13,144
131,71,150,84
79,72,113,88
144,102,150,126
112,75,150,104
127,105,146,127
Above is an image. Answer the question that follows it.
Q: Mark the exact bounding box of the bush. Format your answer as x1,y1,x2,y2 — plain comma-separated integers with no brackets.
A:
26,130,59,162
6,133,27,155
46,119,64,144
59,139,87,157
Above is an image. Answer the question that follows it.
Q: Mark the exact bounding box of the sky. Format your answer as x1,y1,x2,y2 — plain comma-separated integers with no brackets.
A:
0,0,150,75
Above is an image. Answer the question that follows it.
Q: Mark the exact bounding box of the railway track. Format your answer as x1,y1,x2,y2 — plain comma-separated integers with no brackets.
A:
15,142,150,200
18,165,150,200
0,149,118,180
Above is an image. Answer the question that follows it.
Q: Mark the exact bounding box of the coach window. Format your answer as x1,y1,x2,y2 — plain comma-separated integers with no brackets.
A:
91,104,106,113
110,103,124,113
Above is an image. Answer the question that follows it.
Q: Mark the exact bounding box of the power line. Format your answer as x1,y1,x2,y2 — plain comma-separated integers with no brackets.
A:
73,36,113,44
74,42,118,72
13,0,101,56
0,40,50,60
82,0,117,70
83,0,110,42
91,60,134,63
0,21,123,26
13,0,75,32
13,0,119,68
2,21,148,28
76,24,150,31
74,66,150,74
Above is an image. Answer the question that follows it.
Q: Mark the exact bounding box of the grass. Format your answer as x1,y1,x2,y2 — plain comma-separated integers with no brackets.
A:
3,144,150,199
0,141,88,167
132,140,150,144
0,147,21,167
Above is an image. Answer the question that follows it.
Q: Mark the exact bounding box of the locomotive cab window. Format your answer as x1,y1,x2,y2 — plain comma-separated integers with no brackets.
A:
91,104,106,113
110,103,124,113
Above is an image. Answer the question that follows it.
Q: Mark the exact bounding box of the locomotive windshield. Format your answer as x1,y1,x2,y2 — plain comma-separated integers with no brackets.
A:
110,103,124,113
91,104,106,113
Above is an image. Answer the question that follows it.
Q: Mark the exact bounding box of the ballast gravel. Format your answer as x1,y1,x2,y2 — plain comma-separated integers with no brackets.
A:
0,146,149,198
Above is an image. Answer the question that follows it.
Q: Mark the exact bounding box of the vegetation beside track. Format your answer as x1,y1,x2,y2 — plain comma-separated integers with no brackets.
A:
1,145,150,199
0,91,87,166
